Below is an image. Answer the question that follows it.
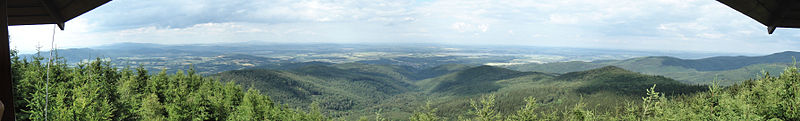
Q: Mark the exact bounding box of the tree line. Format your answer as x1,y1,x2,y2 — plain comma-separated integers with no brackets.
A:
11,51,325,121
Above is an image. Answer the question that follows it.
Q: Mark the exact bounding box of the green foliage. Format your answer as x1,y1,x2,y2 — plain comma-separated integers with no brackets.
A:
409,101,443,121
468,94,500,121
661,51,800,71
560,66,707,97
639,84,665,119
139,93,166,121
308,101,327,121
416,64,800,121
12,52,324,121
505,61,606,74
374,109,387,121
506,96,538,121
421,65,537,95
213,64,418,117
507,55,791,86
568,101,596,121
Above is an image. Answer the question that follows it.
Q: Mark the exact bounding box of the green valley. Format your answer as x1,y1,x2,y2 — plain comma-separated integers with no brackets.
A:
204,60,709,120
12,46,800,120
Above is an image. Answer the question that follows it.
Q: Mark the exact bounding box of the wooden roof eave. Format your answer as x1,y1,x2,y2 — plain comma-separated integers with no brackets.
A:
718,0,800,34
7,0,110,30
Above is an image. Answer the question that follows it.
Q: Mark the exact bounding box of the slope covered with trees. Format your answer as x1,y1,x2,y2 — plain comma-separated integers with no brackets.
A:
556,66,706,96
506,51,798,85
409,66,800,121
208,62,711,120
662,51,800,71
213,63,433,118
412,65,706,119
418,65,547,95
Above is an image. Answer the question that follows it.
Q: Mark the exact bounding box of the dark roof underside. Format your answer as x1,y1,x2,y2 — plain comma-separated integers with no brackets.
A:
718,0,800,33
7,0,110,29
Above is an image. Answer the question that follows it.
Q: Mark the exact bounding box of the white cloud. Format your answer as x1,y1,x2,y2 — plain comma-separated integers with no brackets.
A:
7,0,800,54
547,14,580,24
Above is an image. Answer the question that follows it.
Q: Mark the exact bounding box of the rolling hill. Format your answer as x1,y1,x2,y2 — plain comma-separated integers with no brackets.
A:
412,65,706,118
662,51,800,71
418,65,546,95
505,51,799,85
556,66,706,96
213,62,707,120
213,63,443,117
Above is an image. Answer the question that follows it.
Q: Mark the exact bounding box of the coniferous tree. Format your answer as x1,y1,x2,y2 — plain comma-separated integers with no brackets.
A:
139,93,166,121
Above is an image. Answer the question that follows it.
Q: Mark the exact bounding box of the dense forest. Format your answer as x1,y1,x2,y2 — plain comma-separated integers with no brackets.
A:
504,51,800,86
10,51,325,121
10,50,800,120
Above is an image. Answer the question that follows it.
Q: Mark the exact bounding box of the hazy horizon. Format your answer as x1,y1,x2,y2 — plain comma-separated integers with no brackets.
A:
16,41,782,60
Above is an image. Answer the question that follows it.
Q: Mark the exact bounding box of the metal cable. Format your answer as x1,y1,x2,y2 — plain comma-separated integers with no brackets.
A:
45,24,57,121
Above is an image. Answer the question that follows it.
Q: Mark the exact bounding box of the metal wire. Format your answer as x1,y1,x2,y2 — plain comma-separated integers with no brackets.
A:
45,24,57,121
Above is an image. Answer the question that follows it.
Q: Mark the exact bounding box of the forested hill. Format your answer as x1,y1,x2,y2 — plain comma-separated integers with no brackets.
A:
209,62,709,120
421,65,704,98
556,66,706,96
662,51,800,71
506,51,799,85
211,62,470,117
419,65,547,95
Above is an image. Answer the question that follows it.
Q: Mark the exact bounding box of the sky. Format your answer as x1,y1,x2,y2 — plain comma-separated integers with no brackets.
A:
8,0,800,54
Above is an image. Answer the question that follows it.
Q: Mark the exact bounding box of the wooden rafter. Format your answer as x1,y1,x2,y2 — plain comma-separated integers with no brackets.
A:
719,0,800,34
40,0,66,30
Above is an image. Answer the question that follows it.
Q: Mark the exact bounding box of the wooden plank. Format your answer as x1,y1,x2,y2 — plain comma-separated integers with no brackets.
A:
757,0,781,12
782,11,800,17
8,16,58,25
7,0,41,8
776,19,800,28
718,0,773,25
58,0,110,21
54,0,77,9
7,7,49,16
1,0,19,121
6,0,108,26
40,0,66,29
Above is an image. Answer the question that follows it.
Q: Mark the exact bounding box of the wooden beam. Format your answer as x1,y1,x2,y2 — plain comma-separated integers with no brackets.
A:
717,0,772,26
39,0,65,30
8,16,58,25
768,25,776,34
5,0,110,26
1,0,18,120
59,0,110,22
7,7,49,16
7,0,41,8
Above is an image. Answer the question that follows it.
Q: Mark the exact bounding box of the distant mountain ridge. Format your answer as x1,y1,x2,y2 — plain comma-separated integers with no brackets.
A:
94,42,167,50
506,51,798,85
662,51,800,71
